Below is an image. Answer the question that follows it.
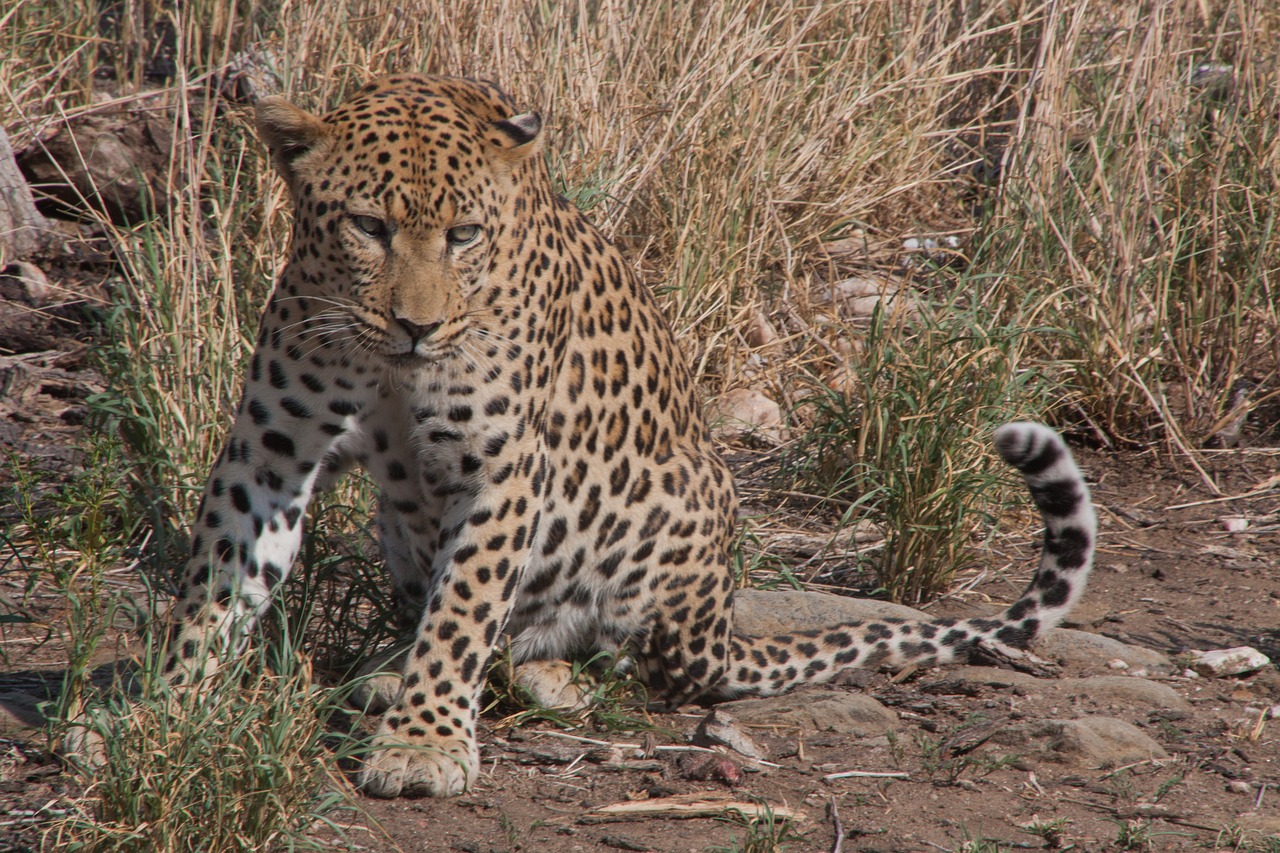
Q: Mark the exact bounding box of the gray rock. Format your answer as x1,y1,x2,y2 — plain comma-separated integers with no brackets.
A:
1189,646,1271,678
1034,628,1174,675
931,665,1045,691
1045,717,1169,765
992,717,1168,766
694,709,767,759
717,688,900,735
1236,814,1280,835
1055,676,1191,711
733,589,929,637
0,689,49,734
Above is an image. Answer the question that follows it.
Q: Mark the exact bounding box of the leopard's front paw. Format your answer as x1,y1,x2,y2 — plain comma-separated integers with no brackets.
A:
358,719,478,798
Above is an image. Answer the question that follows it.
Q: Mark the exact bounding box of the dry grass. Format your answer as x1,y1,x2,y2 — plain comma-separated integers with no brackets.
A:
8,0,1274,465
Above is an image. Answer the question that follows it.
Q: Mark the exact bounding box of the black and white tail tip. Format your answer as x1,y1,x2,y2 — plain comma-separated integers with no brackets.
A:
994,422,1096,623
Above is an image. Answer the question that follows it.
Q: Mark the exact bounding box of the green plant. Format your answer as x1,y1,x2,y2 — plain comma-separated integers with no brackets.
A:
956,836,1006,853
5,435,141,722
48,609,365,852
793,300,1043,602
1019,816,1071,849
707,801,805,853
488,647,656,736
1111,819,1154,851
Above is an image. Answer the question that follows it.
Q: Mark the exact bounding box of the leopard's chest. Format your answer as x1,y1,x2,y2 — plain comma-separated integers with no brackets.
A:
403,390,522,489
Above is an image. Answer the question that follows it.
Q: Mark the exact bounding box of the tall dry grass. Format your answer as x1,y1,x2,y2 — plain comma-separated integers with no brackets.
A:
988,0,1280,450
8,0,1273,474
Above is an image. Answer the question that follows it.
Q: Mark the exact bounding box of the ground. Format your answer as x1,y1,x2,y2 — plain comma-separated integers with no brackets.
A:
1,229,1279,853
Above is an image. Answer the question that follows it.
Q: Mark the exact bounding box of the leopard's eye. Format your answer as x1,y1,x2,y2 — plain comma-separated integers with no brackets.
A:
351,214,392,240
446,224,481,246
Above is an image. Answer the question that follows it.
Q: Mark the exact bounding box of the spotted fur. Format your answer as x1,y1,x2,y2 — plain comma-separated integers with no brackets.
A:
155,75,1096,798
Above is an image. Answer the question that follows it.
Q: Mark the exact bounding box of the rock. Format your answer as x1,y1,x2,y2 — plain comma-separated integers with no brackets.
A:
1046,717,1169,765
1034,629,1174,675
18,100,176,224
732,589,929,637
745,310,777,348
1235,814,1280,835
1189,647,1272,678
717,689,900,735
0,689,48,735
707,388,784,444
901,236,959,251
0,128,52,261
932,666,1044,692
694,709,766,760
1055,676,1191,711
817,232,868,261
811,274,921,320
2,260,51,303
993,717,1168,766
0,264,68,354
1220,516,1248,532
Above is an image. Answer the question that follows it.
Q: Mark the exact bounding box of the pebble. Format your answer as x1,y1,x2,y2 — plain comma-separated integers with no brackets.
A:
707,388,784,444
694,709,766,760
745,310,777,348
1189,647,1272,678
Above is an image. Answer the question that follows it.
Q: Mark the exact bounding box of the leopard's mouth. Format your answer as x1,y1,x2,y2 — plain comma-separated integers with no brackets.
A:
381,339,459,366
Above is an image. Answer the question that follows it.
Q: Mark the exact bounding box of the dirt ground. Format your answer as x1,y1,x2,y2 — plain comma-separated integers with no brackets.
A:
2,244,1280,853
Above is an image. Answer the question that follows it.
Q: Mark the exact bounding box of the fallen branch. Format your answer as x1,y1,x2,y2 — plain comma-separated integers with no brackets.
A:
581,792,804,824
823,769,910,781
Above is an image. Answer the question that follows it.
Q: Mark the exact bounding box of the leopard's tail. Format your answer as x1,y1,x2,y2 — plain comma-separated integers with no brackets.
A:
976,421,1097,645
711,422,1095,699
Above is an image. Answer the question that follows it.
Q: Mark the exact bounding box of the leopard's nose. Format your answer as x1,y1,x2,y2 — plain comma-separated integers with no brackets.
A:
395,318,442,344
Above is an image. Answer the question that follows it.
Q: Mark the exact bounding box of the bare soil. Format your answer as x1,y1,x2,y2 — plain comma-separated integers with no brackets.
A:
2,240,1279,853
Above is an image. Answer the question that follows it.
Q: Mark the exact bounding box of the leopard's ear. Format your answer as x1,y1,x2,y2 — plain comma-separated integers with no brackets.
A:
255,96,332,187
489,112,543,161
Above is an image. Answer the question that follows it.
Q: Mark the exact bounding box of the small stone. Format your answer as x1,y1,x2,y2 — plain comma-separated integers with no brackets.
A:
694,709,766,760
1227,780,1253,794
901,236,958,251
707,388,784,444
1189,647,1272,678
2,261,51,303
1220,516,1249,532
745,310,777,348
811,274,921,319
1107,659,1130,670
1056,676,1191,711
1236,814,1280,835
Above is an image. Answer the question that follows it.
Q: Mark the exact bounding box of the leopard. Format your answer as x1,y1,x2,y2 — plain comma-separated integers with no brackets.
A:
99,73,1098,799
